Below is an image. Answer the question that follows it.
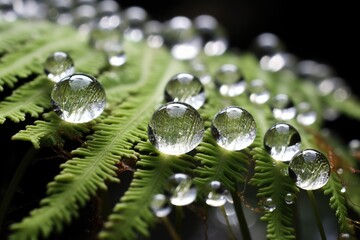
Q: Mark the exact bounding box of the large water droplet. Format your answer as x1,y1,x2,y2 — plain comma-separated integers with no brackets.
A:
262,197,276,212
206,181,228,207
288,149,331,190
123,6,147,42
44,51,75,83
51,73,106,123
194,15,228,56
264,123,301,162
73,2,97,35
284,193,294,204
214,64,247,97
150,194,172,217
211,106,256,151
164,73,205,110
271,94,296,120
167,173,197,206
248,79,270,104
296,102,317,126
148,102,204,155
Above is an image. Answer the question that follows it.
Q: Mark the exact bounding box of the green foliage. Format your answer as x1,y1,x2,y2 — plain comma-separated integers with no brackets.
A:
1,20,360,240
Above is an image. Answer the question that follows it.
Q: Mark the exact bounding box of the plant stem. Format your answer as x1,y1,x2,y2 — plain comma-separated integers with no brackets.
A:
307,190,327,240
162,217,182,240
220,206,237,240
231,190,251,240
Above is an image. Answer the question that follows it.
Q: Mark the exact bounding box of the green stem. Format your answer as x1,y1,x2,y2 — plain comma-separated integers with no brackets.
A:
220,206,237,240
231,190,251,240
307,190,327,240
162,217,182,240
0,147,38,232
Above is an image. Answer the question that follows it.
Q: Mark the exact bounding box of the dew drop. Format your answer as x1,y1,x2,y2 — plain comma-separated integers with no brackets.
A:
323,107,340,121
73,2,97,35
167,173,197,206
284,193,294,205
339,233,351,239
0,1,17,22
288,149,331,190
211,106,256,151
47,0,73,25
190,62,212,85
297,60,333,82
44,51,75,83
296,102,317,126
123,6,147,42
341,186,346,193
144,20,164,48
214,64,247,97
264,123,301,162
349,139,360,155
148,102,204,155
248,79,270,104
205,181,228,207
271,94,296,120
262,197,276,212
253,33,284,59
336,168,344,175
164,73,205,110
51,73,106,123
96,0,123,30
150,194,172,217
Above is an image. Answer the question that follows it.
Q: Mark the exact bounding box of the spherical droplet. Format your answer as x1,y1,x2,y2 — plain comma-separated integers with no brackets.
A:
248,79,270,104
150,194,172,217
144,20,164,48
264,123,301,162
262,197,276,212
190,61,211,85
44,51,75,83
164,73,205,110
167,173,197,206
296,102,317,126
349,139,360,155
271,94,296,120
284,193,294,205
341,186,346,193
253,33,284,58
214,64,247,97
288,149,331,190
148,102,204,155
123,6,148,42
51,73,106,123
211,106,256,151
206,181,228,207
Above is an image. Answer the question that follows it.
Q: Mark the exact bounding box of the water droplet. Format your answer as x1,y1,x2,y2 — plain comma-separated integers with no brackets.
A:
211,106,256,151
144,20,164,48
44,51,75,83
51,73,106,123
90,27,126,66
96,0,123,30
318,77,351,101
214,64,247,97
264,123,301,162
271,94,296,121
296,102,317,126
248,79,270,104
123,6,147,42
288,149,331,190
284,193,294,204
194,15,228,56
339,233,351,239
167,173,197,206
323,107,340,121
336,168,344,175
262,197,276,212
164,73,205,110
190,62,211,85
0,0,17,22
206,181,228,207
349,139,360,155
13,0,47,19
253,33,284,59
260,53,287,72
47,0,73,25
341,186,346,193
148,102,204,155
164,16,201,60
150,194,172,217
297,60,333,82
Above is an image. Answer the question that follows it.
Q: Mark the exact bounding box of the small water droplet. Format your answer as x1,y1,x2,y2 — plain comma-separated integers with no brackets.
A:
248,79,270,104
194,15,228,56
150,194,172,217
317,77,351,102
51,73,106,123
148,102,204,155
73,3,97,35
211,106,256,151
144,20,164,48
296,102,317,126
288,149,331,190
349,139,360,155
284,193,294,204
47,0,73,25
214,64,247,97
339,233,351,239
90,27,126,66
253,33,284,59
206,181,228,207
44,51,75,83
323,107,340,121
262,197,276,212
167,173,197,206
123,6,147,42
164,73,205,110
164,16,201,60
264,123,301,162
341,186,346,193
271,94,296,120
336,168,344,175
190,62,212,85
297,60,333,82
13,0,47,19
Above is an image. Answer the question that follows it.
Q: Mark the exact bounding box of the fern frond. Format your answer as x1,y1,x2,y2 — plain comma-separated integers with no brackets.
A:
249,147,299,240
0,76,52,124
323,173,355,235
99,142,195,240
